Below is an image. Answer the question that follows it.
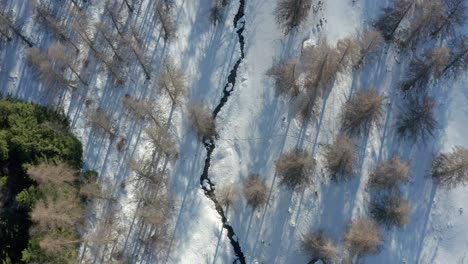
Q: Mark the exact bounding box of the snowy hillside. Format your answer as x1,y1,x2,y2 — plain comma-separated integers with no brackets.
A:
1,0,467,263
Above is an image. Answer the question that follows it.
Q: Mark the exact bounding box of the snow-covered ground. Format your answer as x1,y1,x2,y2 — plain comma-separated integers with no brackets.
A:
1,0,467,263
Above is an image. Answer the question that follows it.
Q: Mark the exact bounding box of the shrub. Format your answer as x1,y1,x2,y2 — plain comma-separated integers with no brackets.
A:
301,230,338,263
343,218,382,257
243,173,268,209
432,147,468,189
275,149,315,189
189,102,216,139
341,89,384,135
368,156,411,189
323,135,356,182
371,195,411,227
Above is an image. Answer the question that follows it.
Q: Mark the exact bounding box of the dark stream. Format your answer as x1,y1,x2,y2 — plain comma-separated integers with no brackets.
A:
199,0,246,263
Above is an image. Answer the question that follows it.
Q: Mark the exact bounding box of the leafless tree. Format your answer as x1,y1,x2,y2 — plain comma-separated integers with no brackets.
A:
210,0,228,25
431,0,466,36
341,89,384,135
104,1,126,38
189,102,217,139
217,183,239,209
96,21,127,62
39,235,80,255
368,156,411,190
27,161,78,185
355,30,384,68
243,173,268,209
441,37,468,76
399,0,444,48
266,58,299,97
375,0,413,41
31,193,83,231
122,95,165,125
0,10,34,46
432,147,468,189
397,95,437,141
343,218,382,257
123,28,152,80
85,107,116,137
30,0,80,53
401,46,449,92
323,134,357,182
371,195,411,227
158,58,187,107
128,158,168,188
275,148,316,190
155,1,177,41
25,47,76,90
48,42,88,86
274,0,312,35
301,230,338,263
299,40,340,120
140,192,172,227
336,37,361,71
145,124,178,159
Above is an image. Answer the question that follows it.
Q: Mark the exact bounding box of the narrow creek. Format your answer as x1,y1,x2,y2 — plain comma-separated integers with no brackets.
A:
199,0,246,263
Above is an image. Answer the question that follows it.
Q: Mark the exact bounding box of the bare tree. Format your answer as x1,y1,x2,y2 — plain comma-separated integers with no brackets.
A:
48,42,88,86
31,194,83,231
85,107,116,137
397,95,437,141
441,37,468,75
140,193,172,227
25,47,76,90
368,156,411,190
122,94,164,125
96,21,127,62
104,1,126,37
336,37,361,71
375,0,413,41
343,218,382,257
217,183,239,209
355,30,384,68
145,124,178,159
210,0,228,25
301,230,338,263
39,235,80,255
399,0,444,48
431,0,466,36
189,102,217,139
123,28,152,80
158,58,187,107
432,147,468,189
0,11,34,46
323,134,356,182
155,1,177,41
299,40,340,120
128,159,168,188
341,89,384,135
30,0,80,53
400,46,449,92
266,58,299,97
275,149,316,190
27,161,78,185
243,173,268,209
371,195,410,227
274,0,312,35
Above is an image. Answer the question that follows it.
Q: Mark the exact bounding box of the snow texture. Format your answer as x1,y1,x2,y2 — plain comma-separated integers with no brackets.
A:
0,0,467,263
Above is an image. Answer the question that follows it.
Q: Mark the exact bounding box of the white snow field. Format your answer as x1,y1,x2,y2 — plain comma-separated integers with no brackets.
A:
0,0,467,263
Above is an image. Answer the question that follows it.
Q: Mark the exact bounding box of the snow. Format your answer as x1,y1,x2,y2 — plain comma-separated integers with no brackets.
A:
1,0,467,263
